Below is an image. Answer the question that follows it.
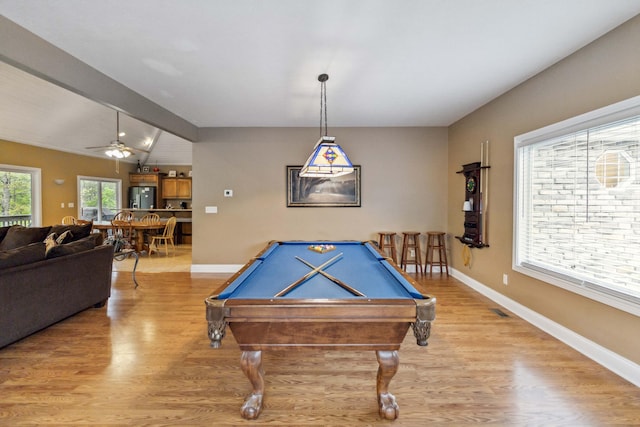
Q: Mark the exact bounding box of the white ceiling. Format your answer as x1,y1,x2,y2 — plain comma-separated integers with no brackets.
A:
1,0,639,165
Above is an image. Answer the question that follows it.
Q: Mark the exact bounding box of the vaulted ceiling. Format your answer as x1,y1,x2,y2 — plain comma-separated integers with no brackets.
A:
1,1,639,166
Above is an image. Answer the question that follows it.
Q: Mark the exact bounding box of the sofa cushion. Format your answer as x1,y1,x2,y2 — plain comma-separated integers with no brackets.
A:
46,235,97,259
0,225,51,251
91,232,104,246
50,223,92,242
0,242,46,269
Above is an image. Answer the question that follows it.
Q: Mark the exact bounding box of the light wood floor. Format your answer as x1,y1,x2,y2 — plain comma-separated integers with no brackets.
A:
112,243,193,273
1,249,639,426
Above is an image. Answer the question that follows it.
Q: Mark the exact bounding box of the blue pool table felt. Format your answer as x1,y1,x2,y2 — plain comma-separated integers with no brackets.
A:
219,241,423,299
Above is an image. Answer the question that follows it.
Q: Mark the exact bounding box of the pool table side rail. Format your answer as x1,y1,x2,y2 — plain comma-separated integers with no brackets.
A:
217,298,425,321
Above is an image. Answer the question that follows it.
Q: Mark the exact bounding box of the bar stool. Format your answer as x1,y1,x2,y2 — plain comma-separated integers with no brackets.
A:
377,232,397,263
425,231,449,276
400,232,423,274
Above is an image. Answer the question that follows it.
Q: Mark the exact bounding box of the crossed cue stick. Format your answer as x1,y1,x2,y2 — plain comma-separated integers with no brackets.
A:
274,253,366,297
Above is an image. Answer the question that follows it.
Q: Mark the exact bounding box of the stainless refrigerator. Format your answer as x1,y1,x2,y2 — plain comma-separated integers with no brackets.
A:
129,186,157,209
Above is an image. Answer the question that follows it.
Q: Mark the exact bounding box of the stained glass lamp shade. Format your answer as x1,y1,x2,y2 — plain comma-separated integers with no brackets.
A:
299,136,354,177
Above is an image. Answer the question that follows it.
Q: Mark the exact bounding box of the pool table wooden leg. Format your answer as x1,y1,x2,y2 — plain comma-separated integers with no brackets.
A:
376,350,400,420
240,350,264,420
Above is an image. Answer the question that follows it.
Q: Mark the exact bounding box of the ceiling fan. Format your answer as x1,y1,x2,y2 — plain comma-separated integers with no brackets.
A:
86,111,150,159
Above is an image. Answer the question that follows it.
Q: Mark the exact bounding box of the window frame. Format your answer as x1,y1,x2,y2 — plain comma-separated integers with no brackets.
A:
77,175,123,222
0,164,42,226
513,95,640,317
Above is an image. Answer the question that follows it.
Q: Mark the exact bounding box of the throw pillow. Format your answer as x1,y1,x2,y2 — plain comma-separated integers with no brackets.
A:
50,223,92,242
44,232,58,254
0,242,46,269
46,235,97,259
42,230,75,256
56,230,74,244
0,225,52,251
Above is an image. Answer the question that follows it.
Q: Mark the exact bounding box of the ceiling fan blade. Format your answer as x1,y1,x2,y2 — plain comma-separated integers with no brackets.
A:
85,145,115,149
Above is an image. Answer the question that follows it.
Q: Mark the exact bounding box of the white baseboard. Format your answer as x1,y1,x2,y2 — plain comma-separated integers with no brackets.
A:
450,267,640,387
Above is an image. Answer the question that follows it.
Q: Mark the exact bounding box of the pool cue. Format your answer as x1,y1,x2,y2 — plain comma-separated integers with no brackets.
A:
295,256,365,297
275,253,343,297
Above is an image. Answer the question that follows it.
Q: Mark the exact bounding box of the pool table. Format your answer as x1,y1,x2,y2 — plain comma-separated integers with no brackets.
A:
205,240,435,420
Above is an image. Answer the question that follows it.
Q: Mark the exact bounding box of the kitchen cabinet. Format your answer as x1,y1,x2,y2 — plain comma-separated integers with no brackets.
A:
179,222,192,244
162,178,192,199
130,173,162,185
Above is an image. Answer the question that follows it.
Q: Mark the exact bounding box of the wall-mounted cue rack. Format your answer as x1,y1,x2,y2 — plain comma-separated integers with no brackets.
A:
455,141,491,248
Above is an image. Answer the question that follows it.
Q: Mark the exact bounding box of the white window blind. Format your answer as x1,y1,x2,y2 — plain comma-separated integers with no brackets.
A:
514,97,640,315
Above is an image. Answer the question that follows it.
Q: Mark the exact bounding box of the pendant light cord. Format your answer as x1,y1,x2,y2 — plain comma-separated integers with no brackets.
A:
319,74,328,137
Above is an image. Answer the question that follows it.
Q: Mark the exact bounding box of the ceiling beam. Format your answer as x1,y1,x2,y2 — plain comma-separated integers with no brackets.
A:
0,15,199,142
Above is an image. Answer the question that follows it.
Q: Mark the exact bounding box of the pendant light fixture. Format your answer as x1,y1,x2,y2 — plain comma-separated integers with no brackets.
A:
299,74,354,178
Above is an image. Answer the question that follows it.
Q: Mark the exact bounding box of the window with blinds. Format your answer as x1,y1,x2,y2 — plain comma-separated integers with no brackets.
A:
514,97,640,316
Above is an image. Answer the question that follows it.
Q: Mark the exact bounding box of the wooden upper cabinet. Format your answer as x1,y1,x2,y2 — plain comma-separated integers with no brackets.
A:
162,177,192,199
130,173,161,185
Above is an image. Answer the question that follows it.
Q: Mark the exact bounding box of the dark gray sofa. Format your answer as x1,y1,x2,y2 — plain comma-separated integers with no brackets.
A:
0,224,114,348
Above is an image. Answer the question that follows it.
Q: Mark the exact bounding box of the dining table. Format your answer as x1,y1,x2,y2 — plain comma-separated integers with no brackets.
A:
92,220,165,253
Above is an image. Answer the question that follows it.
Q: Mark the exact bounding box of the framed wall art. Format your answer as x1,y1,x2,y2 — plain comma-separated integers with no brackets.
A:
286,165,361,207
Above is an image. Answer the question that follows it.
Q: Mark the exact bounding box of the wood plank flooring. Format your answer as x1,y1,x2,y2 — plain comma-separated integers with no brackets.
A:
1,251,639,425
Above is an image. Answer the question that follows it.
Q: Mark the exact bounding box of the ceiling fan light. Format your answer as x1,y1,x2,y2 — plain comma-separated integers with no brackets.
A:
106,148,125,159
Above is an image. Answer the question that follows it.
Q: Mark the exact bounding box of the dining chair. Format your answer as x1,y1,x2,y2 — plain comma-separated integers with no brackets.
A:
149,217,177,256
113,210,134,221
61,215,77,225
110,220,135,250
140,213,160,224
140,213,161,248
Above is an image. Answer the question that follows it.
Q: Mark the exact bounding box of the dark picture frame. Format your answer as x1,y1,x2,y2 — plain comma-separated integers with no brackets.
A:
287,165,361,207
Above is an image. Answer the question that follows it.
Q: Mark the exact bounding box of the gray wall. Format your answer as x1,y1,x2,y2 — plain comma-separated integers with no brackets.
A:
192,127,448,265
